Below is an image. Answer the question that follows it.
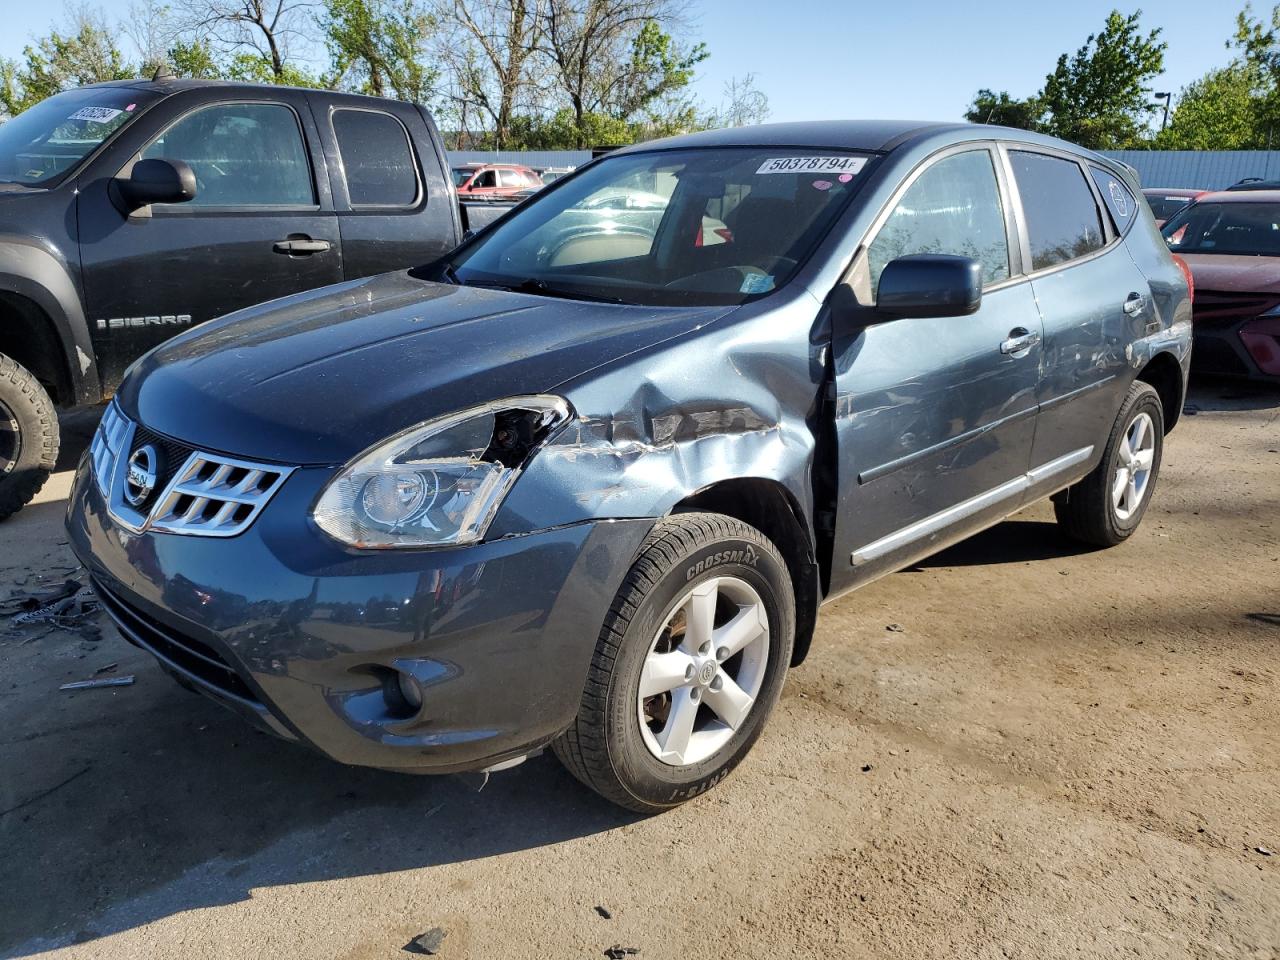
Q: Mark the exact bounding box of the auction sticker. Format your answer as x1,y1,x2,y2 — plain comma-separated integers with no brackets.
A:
69,106,123,123
756,156,867,176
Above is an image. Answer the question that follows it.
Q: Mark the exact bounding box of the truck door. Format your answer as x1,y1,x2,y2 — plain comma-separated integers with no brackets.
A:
826,146,1044,595
312,99,457,281
78,89,341,392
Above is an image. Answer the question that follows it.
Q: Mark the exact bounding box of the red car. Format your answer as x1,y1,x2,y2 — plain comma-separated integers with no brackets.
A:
1162,190,1280,381
1142,187,1207,227
451,162,543,198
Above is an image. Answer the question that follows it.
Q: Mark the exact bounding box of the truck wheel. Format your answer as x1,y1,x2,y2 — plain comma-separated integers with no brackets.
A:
553,512,795,812
1054,380,1164,547
0,354,59,522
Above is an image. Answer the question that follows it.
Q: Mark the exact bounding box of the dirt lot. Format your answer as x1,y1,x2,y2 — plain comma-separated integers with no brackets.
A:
1,382,1277,960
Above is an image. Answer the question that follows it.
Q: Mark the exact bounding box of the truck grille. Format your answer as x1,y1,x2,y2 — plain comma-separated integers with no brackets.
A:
92,405,295,538
93,577,260,705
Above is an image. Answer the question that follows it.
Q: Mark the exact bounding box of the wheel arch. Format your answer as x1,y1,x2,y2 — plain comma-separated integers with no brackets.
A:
0,238,101,407
672,477,821,667
1134,350,1185,434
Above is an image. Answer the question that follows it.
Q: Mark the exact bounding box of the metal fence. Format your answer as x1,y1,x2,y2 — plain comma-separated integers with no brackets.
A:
1098,151,1280,190
448,150,592,169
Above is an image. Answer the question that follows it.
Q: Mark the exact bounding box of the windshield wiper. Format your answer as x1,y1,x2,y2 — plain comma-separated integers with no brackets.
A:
459,275,625,304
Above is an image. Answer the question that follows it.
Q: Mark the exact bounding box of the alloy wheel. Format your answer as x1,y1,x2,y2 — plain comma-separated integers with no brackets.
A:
1112,411,1156,521
637,576,770,767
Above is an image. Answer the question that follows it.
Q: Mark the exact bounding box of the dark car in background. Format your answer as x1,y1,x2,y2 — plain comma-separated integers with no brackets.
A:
1163,190,1280,381
68,121,1191,812
0,77,510,522
1142,187,1206,227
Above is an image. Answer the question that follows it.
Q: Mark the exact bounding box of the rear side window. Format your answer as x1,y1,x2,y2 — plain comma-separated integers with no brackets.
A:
333,109,418,206
1009,151,1105,270
1090,166,1137,231
868,149,1011,296
142,102,315,207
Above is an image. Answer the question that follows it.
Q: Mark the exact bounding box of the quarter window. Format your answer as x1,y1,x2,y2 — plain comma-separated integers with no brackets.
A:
141,102,314,207
868,150,1011,296
333,109,419,206
1009,151,1106,270
1089,165,1137,231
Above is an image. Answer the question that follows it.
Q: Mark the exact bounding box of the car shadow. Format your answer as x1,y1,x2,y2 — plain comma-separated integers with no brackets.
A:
54,405,103,472
1183,376,1280,414
905,519,1099,570
0,669,637,954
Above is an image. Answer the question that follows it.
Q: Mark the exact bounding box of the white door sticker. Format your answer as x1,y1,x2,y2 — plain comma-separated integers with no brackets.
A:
68,106,123,123
756,156,867,176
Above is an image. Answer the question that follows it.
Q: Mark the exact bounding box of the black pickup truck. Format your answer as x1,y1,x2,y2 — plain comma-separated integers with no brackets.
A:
0,76,511,519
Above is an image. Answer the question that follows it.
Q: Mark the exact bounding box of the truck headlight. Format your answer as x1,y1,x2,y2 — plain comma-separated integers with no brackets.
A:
313,396,571,549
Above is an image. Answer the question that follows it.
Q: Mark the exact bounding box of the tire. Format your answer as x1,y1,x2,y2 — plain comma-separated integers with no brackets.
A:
0,354,59,522
553,512,796,813
1054,380,1164,547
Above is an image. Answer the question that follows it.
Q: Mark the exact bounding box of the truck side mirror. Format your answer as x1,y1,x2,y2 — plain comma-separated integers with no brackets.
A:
116,158,198,210
876,254,982,319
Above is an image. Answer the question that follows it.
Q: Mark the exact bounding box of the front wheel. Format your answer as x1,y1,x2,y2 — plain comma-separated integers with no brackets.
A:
1054,380,1164,547
553,513,795,812
0,354,59,522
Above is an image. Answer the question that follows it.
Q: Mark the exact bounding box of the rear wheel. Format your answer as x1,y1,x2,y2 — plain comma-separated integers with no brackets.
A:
1054,380,1163,547
0,354,59,522
553,513,795,812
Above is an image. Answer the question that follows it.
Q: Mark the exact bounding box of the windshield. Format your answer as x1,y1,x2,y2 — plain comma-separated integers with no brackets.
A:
447,147,871,306
1163,201,1280,256
1146,195,1194,221
0,88,155,185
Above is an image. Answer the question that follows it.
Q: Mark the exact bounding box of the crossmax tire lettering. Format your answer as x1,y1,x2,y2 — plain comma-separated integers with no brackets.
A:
0,353,59,522
553,512,795,812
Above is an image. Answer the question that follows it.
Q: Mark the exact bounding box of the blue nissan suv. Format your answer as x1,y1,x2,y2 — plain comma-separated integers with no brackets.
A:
68,121,1192,811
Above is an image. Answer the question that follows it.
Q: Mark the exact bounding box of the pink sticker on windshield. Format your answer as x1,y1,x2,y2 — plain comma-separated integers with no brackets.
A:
125,103,136,111
838,173,853,183
812,180,832,191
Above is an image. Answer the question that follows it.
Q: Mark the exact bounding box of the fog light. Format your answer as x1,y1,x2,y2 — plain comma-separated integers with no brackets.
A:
397,672,423,710
381,669,424,716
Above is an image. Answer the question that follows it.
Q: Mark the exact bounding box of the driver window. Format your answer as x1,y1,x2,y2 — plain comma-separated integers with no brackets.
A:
473,170,497,188
867,150,1010,298
141,102,314,207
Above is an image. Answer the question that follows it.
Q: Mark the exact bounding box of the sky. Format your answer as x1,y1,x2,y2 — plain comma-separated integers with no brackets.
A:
0,0,1248,125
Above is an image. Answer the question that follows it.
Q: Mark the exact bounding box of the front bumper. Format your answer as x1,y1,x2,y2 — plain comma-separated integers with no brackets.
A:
1193,315,1280,381
66,459,653,773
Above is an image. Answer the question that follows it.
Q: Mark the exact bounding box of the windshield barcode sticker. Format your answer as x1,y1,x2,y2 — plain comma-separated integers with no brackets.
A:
756,156,867,176
68,106,123,123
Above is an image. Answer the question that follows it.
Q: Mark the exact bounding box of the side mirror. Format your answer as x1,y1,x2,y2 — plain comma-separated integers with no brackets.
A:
876,254,982,318
117,158,197,209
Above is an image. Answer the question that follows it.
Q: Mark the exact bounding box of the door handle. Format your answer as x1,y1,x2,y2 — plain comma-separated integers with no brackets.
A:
273,238,331,255
1000,328,1041,356
1123,292,1147,316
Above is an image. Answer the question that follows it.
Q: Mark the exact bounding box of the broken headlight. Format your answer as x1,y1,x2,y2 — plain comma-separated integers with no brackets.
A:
312,396,571,549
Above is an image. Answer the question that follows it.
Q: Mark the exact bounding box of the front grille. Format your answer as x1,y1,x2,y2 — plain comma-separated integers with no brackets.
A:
147,451,292,537
89,403,130,496
129,424,195,500
93,577,260,705
1192,290,1280,326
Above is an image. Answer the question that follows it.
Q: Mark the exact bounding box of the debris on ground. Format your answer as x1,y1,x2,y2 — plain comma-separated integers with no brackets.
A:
3,579,100,631
404,927,447,955
59,676,135,691
1257,846,1274,856
93,662,119,675
604,947,640,958
861,763,873,772
594,905,612,920
886,623,904,633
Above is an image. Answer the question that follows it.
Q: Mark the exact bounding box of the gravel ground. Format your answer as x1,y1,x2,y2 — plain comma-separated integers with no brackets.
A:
1,382,1277,960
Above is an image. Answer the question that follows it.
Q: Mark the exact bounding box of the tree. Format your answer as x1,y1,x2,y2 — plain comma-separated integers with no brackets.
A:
1157,64,1262,149
1037,9,1166,149
322,0,437,101
434,0,542,150
537,0,706,148
179,0,316,83
964,88,1042,130
1,7,133,117
717,73,769,127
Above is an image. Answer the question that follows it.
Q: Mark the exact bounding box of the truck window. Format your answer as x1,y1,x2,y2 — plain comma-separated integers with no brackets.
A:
867,149,1011,296
472,170,497,189
141,102,315,207
332,109,419,207
1008,151,1106,271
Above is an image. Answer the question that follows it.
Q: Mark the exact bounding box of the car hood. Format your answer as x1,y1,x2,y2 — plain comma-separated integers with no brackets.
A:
1178,253,1280,295
118,271,735,465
